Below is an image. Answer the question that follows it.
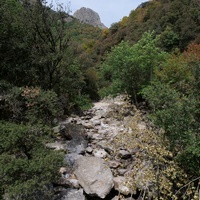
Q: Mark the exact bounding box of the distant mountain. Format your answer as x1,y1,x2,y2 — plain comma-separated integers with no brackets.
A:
73,7,107,29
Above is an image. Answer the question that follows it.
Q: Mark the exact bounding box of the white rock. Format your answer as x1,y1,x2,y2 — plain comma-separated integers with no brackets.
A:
93,149,107,158
117,169,127,175
85,146,93,153
112,196,120,200
108,161,120,169
74,157,114,198
91,119,101,126
82,122,93,129
97,140,113,153
114,176,132,196
68,179,80,188
91,133,104,140
59,167,68,174
62,189,86,200
138,123,146,130
46,142,66,150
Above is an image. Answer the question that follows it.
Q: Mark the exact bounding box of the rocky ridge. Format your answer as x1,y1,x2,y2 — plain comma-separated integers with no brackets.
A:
73,7,107,29
48,95,182,200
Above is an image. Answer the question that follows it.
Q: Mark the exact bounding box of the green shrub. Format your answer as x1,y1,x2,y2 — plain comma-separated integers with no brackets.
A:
21,87,63,125
142,82,200,176
0,121,63,199
100,32,166,104
0,86,63,125
73,94,93,110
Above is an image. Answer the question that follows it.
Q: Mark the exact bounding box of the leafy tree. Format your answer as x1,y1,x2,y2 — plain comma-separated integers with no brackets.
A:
142,82,200,176
0,85,63,125
0,0,31,85
0,0,93,112
100,31,166,104
97,0,200,56
142,43,200,176
82,67,100,100
155,43,200,95
158,26,180,52
21,0,76,91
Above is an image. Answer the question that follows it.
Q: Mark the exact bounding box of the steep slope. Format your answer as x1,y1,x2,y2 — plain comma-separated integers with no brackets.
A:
97,0,200,55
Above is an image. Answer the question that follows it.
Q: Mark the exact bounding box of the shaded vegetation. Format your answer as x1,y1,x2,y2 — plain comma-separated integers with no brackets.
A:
0,122,63,199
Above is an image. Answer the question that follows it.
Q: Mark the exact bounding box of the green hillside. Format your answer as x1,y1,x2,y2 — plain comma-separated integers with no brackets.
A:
97,0,200,55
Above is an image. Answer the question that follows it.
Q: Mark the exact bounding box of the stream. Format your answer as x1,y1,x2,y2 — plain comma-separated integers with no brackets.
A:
47,95,154,200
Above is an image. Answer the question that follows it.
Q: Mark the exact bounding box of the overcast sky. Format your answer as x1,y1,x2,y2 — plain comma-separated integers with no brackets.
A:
46,0,147,27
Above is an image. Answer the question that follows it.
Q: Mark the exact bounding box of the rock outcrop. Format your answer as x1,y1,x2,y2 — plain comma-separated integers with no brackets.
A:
73,7,106,29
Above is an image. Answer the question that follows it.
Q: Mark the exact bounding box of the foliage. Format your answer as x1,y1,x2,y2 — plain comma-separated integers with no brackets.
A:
100,31,166,103
73,94,93,111
0,121,63,199
158,26,180,52
142,44,200,176
81,67,100,100
0,0,31,85
0,1,104,197
21,0,76,91
0,0,199,198
0,86,63,125
0,0,101,113
97,0,200,55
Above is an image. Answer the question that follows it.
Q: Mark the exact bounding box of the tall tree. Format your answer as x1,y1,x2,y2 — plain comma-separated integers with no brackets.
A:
22,0,77,91
100,32,166,103
0,0,30,85
142,43,200,176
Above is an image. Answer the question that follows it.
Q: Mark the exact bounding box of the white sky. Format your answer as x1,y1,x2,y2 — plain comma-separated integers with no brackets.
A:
46,0,147,27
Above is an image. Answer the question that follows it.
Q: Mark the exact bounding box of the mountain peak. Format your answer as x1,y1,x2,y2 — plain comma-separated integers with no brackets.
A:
73,7,107,29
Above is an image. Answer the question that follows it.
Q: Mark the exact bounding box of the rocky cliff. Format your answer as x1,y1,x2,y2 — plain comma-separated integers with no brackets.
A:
73,7,107,29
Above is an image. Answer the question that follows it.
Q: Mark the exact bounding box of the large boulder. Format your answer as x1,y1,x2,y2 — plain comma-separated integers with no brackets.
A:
73,156,114,198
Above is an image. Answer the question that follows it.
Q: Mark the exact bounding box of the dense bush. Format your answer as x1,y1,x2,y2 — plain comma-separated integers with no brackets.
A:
142,44,200,176
97,0,200,55
0,86,63,125
0,121,63,199
100,32,166,104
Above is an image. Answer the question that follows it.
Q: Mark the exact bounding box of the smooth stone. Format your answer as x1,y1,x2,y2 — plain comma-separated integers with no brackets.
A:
85,146,93,153
117,169,127,175
108,161,120,169
46,142,66,150
119,150,131,159
67,179,80,188
74,156,114,199
97,140,113,153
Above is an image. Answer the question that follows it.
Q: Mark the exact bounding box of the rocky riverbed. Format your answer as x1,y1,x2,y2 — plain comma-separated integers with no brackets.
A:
47,95,175,200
